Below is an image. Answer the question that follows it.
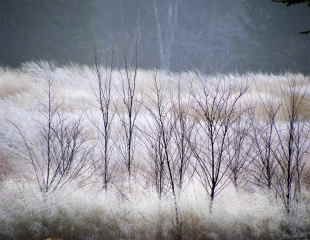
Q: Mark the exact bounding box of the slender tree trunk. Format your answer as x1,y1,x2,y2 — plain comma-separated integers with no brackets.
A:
209,188,215,214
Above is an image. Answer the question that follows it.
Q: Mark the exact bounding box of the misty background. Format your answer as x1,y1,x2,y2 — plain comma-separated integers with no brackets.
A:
0,0,309,73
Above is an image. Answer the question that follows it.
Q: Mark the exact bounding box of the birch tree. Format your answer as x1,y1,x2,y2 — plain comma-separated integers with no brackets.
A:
273,79,310,214
11,78,91,193
190,79,247,212
153,0,179,70
93,50,115,191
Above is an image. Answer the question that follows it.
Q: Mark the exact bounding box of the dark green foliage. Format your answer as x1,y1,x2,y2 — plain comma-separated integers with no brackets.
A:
273,0,310,33
273,0,310,6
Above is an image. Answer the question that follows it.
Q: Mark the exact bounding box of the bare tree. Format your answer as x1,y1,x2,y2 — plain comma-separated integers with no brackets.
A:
227,109,253,189
153,0,179,70
272,79,310,214
144,73,183,239
11,78,92,193
149,74,176,197
142,78,194,201
190,79,247,212
93,50,115,191
140,120,166,199
118,49,140,190
139,104,170,240
250,103,279,190
171,80,195,194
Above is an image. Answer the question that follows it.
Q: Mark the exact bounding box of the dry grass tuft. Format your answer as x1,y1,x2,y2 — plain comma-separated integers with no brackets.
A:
0,152,13,182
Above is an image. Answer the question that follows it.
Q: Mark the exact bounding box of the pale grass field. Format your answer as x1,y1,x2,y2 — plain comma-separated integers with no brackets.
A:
0,62,309,240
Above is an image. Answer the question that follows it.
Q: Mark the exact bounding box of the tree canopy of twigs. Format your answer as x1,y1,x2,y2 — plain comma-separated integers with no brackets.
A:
93,49,115,191
11,77,92,193
272,79,310,214
190,79,247,212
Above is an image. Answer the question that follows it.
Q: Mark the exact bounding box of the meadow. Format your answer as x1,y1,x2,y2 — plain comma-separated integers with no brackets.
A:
0,62,309,240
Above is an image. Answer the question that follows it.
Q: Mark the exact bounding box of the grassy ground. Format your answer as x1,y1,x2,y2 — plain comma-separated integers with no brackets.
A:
0,62,310,240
